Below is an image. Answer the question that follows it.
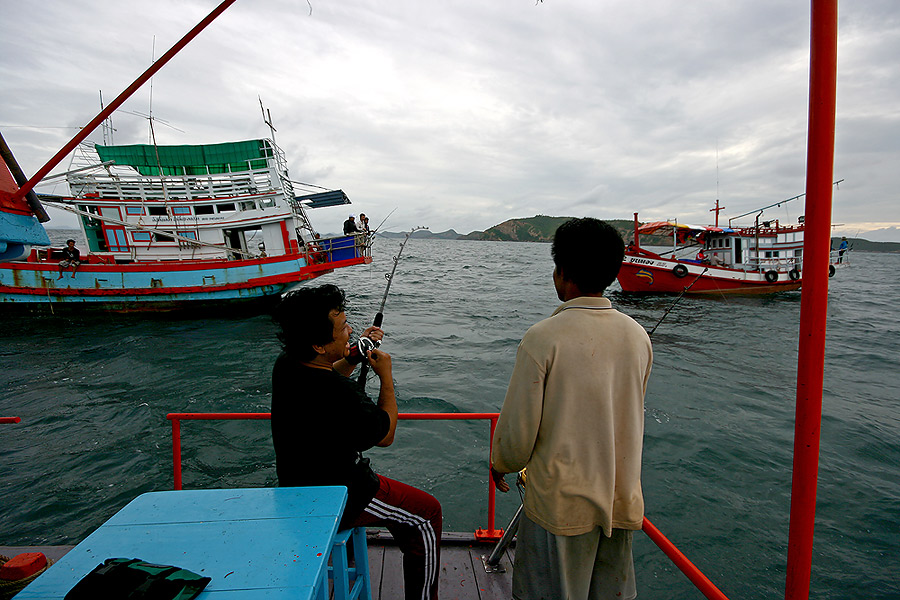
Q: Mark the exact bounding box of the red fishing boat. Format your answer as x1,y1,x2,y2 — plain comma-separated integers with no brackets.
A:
617,193,840,295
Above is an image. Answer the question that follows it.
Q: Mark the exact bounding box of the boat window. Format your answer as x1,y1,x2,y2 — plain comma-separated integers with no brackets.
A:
177,230,198,240
216,203,236,213
172,206,192,216
259,197,275,208
132,231,152,242
154,231,175,242
126,206,144,216
195,205,214,215
725,238,731,247
239,201,256,211
148,206,167,216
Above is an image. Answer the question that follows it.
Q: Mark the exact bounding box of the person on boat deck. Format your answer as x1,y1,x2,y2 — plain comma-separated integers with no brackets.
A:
58,239,81,279
838,236,849,263
359,213,371,233
271,285,442,600
343,214,360,234
491,218,653,600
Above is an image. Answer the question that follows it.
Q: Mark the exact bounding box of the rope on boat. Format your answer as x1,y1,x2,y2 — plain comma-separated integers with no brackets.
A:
0,555,53,599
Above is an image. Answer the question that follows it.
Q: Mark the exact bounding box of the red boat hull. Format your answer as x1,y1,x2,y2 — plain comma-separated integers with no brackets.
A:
617,254,802,294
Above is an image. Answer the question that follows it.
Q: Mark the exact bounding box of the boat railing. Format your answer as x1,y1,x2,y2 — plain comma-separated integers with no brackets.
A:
745,256,802,271
306,232,372,264
67,164,280,203
166,411,731,600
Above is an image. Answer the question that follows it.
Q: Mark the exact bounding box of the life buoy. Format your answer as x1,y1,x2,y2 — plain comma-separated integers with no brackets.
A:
673,264,688,278
828,264,836,277
765,270,778,283
788,268,800,281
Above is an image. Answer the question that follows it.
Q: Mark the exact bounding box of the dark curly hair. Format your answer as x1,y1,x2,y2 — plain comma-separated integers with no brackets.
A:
273,284,346,361
551,218,624,294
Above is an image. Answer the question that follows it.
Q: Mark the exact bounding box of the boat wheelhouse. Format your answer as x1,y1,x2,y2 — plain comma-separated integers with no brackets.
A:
0,138,371,311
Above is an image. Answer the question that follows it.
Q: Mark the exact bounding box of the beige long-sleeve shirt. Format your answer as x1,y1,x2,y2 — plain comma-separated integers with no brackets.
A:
491,296,652,536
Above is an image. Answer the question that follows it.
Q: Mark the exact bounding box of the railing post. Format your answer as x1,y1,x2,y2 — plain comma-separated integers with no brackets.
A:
475,414,503,541
171,417,183,490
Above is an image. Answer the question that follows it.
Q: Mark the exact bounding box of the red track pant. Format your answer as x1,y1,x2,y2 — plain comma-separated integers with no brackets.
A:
351,475,442,600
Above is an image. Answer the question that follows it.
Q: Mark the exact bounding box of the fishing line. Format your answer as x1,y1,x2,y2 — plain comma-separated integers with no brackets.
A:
356,226,427,385
648,267,708,337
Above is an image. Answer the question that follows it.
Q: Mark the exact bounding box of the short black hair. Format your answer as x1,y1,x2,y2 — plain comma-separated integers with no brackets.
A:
551,218,624,294
273,284,346,361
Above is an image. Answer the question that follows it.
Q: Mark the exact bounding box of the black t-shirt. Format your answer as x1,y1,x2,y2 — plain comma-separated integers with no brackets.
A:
271,352,390,524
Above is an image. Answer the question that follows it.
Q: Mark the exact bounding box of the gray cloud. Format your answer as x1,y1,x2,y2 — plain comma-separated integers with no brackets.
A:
1,0,897,239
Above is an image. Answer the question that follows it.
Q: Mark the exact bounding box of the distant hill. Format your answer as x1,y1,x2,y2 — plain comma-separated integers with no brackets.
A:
461,216,664,244
362,220,900,252
376,229,460,240
831,237,900,253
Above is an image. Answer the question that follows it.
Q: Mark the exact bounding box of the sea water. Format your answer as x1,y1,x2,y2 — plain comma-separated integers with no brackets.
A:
1,233,898,599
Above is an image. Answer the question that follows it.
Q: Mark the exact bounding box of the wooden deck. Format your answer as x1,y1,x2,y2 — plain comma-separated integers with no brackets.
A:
2,532,515,600
366,531,515,600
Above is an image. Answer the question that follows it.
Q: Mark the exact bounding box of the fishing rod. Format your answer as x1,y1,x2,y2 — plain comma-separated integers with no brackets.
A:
371,207,398,234
355,226,427,385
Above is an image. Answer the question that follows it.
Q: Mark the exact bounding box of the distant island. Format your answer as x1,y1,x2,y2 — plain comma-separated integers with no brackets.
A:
375,215,900,252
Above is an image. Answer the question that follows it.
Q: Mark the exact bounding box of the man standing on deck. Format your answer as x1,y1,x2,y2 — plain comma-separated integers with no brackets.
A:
343,214,360,234
490,218,653,600
271,285,441,600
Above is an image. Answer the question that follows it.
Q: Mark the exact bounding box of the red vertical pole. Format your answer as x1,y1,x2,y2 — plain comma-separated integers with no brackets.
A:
487,415,498,534
785,1,838,599
172,418,183,490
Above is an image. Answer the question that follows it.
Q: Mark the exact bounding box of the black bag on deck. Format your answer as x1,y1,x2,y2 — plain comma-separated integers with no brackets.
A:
64,558,211,600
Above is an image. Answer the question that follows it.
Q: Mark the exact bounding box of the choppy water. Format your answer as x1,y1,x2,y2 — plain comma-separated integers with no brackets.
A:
2,233,898,599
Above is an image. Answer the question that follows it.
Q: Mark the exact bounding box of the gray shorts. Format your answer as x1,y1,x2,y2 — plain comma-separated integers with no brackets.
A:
513,514,637,600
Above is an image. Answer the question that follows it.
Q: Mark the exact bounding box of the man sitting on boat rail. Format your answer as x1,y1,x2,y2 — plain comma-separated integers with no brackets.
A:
57,239,81,279
491,218,653,600
271,285,442,600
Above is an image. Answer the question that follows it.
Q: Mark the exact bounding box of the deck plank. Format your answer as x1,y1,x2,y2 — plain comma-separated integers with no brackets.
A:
367,545,384,600
376,542,406,599
437,546,481,600
469,546,516,599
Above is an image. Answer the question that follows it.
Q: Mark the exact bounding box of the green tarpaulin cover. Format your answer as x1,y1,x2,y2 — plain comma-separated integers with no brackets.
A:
95,140,273,176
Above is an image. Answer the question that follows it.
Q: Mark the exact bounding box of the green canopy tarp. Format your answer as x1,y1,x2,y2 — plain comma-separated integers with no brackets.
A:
95,140,273,176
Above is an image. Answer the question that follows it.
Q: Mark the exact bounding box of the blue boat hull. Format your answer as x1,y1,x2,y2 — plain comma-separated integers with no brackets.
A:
0,253,368,312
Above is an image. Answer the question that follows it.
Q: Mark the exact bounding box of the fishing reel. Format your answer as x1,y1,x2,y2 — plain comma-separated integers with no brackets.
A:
346,336,381,365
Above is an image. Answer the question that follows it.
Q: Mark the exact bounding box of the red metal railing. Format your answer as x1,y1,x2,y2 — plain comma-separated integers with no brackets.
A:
166,411,730,600
0,417,21,424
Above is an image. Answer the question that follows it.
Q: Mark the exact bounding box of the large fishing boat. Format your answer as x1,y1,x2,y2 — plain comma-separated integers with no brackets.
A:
0,136,371,312
617,194,840,295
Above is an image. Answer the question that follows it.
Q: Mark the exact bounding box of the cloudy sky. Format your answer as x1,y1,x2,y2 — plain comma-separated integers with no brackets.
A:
2,0,898,240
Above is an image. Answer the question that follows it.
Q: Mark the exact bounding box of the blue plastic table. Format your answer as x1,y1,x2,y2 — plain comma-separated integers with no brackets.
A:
17,486,348,599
